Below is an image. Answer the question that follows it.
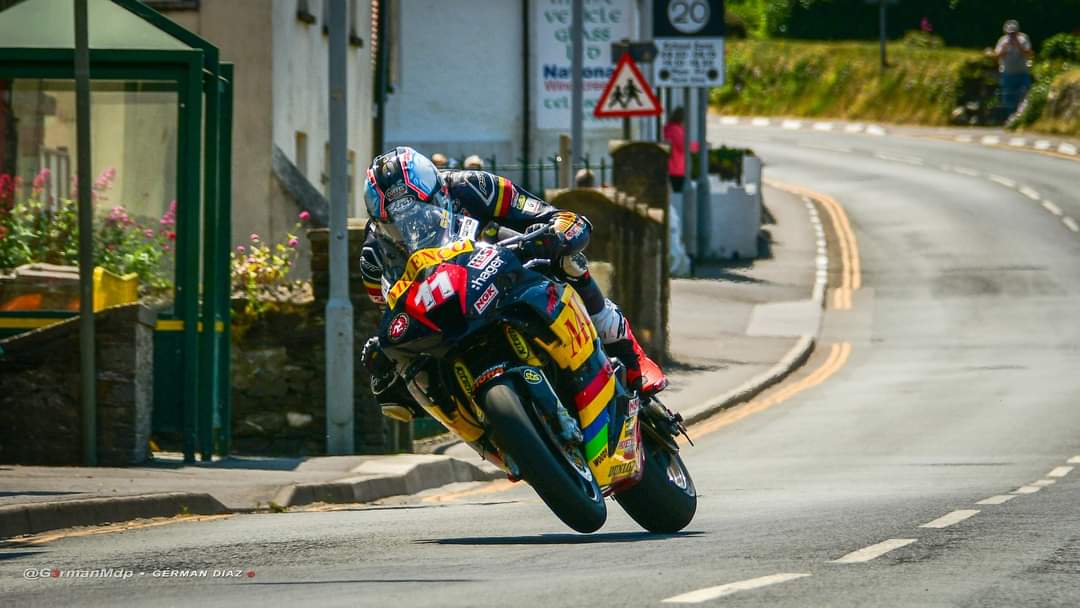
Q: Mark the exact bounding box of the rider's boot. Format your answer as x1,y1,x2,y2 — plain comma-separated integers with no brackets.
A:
590,299,668,396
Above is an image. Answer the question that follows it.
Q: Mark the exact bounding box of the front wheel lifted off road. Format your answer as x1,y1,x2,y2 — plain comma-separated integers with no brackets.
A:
484,384,607,533
615,434,697,533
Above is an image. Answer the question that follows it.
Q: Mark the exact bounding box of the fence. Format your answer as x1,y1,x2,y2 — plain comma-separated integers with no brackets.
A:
436,154,614,194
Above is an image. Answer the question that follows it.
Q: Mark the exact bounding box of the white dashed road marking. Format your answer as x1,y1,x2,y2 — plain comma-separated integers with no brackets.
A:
1032,479,1057,487
814,122,834,131
976,495,1016,505
1059,143,1078,155
1047,466,1074,478
953,166,980,177
662,573,812,603
989,175,1017,188
955,135,974,143
801,143,853,154
866,125,886,136
1042,201,1063,216
875,152,923,165
720,116,740,125
752,117,771,127
981,135,1001,145
1013,486,1042,495
1034,140,1052,150
1064,217,1080,233
782,119,804,130
1009,137,1027,147
1018,186,1041,201
920,510,979,529
832,539,917,564
845,123,865,133
1068,456,1080,464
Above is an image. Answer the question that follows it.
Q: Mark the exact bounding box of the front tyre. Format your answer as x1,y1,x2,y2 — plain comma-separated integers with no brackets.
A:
484,384,607,533
615,434,697,533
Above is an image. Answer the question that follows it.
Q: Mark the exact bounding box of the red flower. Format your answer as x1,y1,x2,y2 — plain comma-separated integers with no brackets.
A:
166,231,176,241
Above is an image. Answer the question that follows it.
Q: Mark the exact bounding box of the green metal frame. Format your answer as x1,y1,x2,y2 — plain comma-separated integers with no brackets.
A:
0,0,232,463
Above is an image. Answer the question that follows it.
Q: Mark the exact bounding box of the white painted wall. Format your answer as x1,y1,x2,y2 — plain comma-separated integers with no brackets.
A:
384,0,524,178
272,0,374,218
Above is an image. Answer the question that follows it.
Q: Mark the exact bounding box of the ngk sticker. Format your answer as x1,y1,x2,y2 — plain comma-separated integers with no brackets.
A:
474,284,499,314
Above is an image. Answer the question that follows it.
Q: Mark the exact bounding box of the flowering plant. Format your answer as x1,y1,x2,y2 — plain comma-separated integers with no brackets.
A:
0,168,175,296
230,211,310,323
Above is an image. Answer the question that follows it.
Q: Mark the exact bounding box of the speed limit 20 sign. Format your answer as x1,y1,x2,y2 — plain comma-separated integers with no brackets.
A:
653,0,725,87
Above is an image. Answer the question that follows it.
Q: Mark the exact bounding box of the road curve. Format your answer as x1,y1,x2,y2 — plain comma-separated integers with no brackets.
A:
2,122,1079,607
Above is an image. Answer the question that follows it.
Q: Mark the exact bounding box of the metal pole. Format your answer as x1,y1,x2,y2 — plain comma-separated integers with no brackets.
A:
74,0,96,466
879,0,887,70
326,0,354,455
570,0,584,188
696,86,710,257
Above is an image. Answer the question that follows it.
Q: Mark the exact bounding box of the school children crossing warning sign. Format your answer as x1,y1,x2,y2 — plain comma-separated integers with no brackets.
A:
594,53,662,119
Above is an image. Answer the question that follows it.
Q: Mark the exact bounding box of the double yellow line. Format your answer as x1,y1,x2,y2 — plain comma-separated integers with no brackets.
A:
766,180,862,310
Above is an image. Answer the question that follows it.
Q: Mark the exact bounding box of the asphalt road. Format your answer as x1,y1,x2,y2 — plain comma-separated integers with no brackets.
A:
3,122,1080,607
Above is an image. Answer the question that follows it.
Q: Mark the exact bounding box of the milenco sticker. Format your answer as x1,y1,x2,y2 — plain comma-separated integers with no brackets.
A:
385,240,475,308
522,368,543,384
388,313,410,341
474,283,499,314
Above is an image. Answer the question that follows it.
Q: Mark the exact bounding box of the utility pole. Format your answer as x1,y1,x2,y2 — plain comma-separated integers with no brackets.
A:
74,0,96,466
570,0,584,188
326,0,354,454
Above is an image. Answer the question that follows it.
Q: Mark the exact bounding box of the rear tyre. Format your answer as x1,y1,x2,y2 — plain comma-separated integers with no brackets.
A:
484,384,607,533
614,434,697,533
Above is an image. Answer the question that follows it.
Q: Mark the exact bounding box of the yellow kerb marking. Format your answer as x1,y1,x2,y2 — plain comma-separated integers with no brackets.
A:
13,514,232,545
686,342,852,441
421,479,517,503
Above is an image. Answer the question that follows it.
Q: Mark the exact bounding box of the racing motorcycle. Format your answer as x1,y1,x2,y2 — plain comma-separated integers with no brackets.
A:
373,201,696,533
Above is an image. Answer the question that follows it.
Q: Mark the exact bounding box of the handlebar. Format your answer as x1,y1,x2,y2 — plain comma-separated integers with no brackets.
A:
496,224,553,250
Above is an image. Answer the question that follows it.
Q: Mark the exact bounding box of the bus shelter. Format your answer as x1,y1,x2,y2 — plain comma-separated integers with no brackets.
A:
0,0,232,462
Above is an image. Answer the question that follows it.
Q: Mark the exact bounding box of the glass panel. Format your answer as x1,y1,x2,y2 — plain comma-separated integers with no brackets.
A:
0,79,179,313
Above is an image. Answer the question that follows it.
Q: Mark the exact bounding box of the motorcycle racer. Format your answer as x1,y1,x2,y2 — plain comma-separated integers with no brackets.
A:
359,147,667,403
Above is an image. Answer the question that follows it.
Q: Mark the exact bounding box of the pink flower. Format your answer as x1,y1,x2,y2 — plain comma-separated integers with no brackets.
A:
159,200,177,227
32,168,50,190
144,229,155,238
287,237,300,248
298,211,311,222
235,245,246,254
250,233,260,243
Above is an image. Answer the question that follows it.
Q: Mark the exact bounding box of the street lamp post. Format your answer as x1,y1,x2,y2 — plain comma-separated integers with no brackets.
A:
74,0,96,466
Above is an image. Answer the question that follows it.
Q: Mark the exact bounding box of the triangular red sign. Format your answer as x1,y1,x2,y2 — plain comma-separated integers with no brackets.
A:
594,53,662,119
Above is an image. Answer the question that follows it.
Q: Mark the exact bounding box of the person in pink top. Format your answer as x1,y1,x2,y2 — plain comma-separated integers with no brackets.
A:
662,106,699,192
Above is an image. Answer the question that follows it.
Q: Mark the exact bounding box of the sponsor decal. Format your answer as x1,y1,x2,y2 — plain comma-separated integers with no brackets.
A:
591,450,608,467
469,256,505,290
609,461,635,479
473,283,499,314
524,199,541,214
562,219,585,240
453,361,475,396
627,396,640,417
506,327,532,361
388,313,410,341
522,368,543,384
385,183,407,201
385,241,474,308
467,246,498,269
473,365,505,391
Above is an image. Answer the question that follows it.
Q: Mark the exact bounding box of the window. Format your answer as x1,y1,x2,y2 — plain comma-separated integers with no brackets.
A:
295,131,308,177
297,0,316,25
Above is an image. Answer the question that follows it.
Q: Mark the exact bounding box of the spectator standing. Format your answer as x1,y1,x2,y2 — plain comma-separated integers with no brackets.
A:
431,153,448,169
662,107,698,193
574,168,596,189
994,20,1034,119
463,155,485,170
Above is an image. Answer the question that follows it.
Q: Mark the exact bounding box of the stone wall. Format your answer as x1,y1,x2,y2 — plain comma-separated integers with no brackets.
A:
0,304,155,466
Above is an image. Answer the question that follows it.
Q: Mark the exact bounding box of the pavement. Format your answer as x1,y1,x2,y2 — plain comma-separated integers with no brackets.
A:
7,119,1079,606
0,184,822,541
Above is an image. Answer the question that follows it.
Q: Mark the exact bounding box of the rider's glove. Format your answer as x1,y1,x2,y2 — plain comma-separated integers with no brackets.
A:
361,336,397,395
518,222,562,261
518,212,590,262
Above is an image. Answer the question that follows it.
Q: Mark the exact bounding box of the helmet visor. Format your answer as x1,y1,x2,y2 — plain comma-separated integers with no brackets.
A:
374,197,454,279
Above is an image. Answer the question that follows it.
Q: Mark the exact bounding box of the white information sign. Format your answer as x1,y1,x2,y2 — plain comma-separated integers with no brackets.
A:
654,38,725,87
533,0,634,130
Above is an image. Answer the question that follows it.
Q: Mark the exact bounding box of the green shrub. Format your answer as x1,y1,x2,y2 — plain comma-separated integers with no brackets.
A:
1040,33,1080,63
901,30,945,49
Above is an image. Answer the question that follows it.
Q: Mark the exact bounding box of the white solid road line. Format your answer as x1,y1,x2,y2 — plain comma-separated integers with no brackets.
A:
1068,456,1080,464
1047,466,1074,478
832,539,917,564
1013,486,1042,494
953,166,980,177
1019,186,1041,201
1064,217,1080,233
920,510,980,529
989,175,1017,188
976,495,1017,505
662,573,812,603
1042,201,1063,216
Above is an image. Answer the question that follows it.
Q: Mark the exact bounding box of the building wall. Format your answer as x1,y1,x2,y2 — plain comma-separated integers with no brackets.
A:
384,0,524,179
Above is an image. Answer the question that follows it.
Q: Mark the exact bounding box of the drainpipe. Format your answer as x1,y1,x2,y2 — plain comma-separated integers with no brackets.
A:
74,0,96,466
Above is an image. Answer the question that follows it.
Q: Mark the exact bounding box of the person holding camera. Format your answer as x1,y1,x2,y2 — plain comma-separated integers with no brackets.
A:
993,20,1034,119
